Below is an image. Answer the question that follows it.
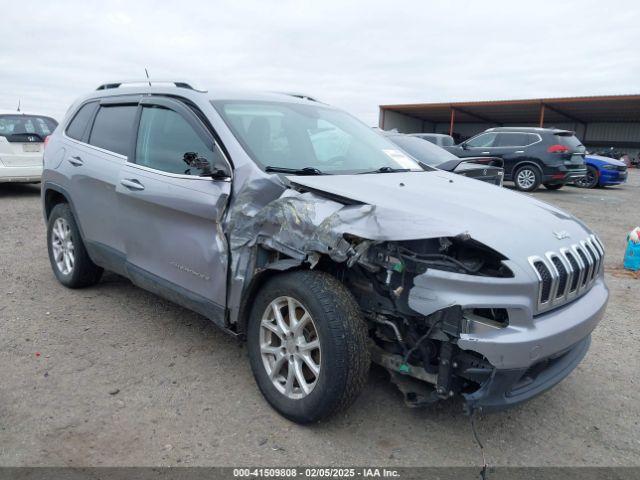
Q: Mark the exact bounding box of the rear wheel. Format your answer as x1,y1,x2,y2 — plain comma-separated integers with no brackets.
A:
513,165,541,192
543,183,564,190
575,166,598,189
247,270,370,424
47,203,103,288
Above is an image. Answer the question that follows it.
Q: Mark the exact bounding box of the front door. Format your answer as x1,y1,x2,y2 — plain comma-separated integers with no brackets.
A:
116,97,232,326
460,132,499,158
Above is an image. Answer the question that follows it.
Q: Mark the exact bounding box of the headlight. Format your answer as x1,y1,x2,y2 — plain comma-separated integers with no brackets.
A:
602,164,617,170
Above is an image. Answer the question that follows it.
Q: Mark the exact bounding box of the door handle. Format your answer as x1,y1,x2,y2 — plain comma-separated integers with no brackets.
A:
68,156,84,166
482,151,491,155
120,178,145,191
515,150,525,154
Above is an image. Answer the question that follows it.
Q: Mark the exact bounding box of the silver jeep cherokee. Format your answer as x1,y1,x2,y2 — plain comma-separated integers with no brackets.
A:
42,81,609,423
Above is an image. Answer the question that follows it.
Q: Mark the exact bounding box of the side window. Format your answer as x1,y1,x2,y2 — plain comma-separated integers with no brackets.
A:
135,106,225,176
495,132,530,147
89,105,137,156
66,103,97,141
527,133,540,144
466,132,497,148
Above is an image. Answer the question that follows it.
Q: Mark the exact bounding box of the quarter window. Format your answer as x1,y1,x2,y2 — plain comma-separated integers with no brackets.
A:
465,132,497,148
135,106,224,176
66,103,97,141
89,105,137,156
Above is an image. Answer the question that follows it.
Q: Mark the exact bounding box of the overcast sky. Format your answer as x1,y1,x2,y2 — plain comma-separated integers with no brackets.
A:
2,0,639,125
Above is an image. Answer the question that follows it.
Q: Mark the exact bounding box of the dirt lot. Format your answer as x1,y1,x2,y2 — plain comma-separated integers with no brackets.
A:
1,171,639,468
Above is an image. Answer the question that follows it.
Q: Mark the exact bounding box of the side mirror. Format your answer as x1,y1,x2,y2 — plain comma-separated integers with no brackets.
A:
183,152,230,179
459,142,468,150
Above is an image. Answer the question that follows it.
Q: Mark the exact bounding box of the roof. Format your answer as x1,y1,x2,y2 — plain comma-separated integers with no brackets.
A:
380,94,640,124
0,109,56,118
485,126,570,133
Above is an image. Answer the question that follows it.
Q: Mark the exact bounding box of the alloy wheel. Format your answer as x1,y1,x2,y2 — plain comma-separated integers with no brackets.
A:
576,169,597,188
259,296,321,399
51,217,75,275
516,168,536,190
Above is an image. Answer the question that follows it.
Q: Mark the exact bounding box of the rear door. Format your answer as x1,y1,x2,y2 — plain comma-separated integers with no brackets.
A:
62,98,139,273
492,132,540,176
116,97,232,325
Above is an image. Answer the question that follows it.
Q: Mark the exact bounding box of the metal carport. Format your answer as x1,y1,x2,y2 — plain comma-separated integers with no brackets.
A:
379,94,640,155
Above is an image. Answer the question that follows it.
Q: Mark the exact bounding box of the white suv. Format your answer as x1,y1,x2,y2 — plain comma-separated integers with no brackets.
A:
0,110,58,183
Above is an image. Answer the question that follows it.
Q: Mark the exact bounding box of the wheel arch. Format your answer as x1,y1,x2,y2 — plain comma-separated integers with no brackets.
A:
42,182,87,242
512,160,543,177
235,258,309,337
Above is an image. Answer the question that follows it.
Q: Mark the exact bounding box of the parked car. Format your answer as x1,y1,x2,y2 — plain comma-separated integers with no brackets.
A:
0,110,57,183
42,81,608,423
445,127,587,192
574,154,628,188
409,132,455,147
383,131,504,185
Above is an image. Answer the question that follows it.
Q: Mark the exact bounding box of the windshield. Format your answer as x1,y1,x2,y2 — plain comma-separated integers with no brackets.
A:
386,134,458,166
212,100,423,174
0,114,57,140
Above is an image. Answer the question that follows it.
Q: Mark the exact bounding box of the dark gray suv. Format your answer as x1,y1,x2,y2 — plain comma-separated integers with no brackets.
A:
446,127,587,192
42,81,608,423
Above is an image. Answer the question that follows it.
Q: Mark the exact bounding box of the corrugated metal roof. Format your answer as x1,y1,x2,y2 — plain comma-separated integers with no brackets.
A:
380,94,640,124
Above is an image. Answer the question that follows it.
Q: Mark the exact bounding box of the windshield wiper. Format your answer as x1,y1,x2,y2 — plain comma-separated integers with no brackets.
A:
358,166,412,174
265,166,326,175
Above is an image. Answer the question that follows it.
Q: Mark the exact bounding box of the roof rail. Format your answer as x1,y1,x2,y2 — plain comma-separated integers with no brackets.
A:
96,80,206,92
278,92,319,102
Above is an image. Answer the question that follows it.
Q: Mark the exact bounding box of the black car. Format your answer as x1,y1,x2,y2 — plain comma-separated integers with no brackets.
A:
444,127,587,192
384,132,504,185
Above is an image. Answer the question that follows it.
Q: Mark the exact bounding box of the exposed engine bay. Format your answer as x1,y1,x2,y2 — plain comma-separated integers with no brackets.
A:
321,236,508,409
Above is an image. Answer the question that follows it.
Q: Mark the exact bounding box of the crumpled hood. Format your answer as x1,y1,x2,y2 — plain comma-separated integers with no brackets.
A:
288,170,594,267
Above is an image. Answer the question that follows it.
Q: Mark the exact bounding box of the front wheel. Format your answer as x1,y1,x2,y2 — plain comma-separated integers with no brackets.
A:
513,165,541,192
247,270,370,424
543,183,564,190
574,166,599,189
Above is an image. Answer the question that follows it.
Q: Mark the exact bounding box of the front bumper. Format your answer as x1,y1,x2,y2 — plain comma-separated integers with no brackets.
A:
599,169,627,185
462,334,591,413
409,269,608,369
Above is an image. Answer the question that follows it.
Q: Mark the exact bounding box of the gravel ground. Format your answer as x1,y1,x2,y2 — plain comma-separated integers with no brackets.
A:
0,172,639,467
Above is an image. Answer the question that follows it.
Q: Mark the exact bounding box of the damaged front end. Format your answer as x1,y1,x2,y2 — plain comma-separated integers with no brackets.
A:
224,175,506,413
338,236,514,411
224,171,605,414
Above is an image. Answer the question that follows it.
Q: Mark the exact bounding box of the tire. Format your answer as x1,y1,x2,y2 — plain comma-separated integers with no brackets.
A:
513,165,541,192
247,270,370,424
47,203,103,288
574,166,599,189
543,183,564,190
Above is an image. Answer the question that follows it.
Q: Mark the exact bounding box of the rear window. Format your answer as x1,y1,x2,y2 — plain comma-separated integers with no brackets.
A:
89,105,138,156
554,132,583,149
66,102,98,141
0,114,58,141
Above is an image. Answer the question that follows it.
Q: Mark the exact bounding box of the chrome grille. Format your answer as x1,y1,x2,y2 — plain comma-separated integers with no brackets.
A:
528,235,604,313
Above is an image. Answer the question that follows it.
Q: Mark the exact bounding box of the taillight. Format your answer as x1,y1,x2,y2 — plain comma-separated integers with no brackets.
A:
44,135,51,149
547,144,569,153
